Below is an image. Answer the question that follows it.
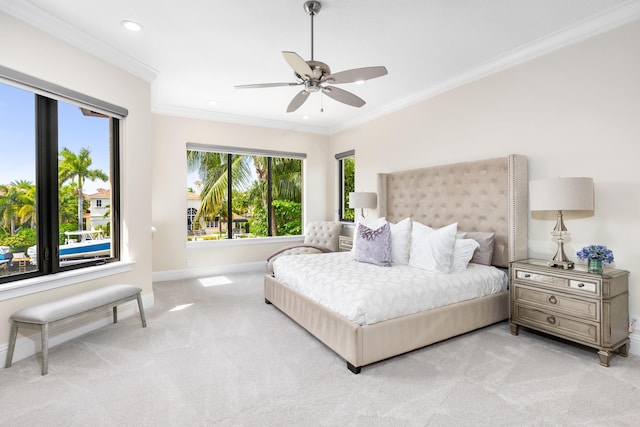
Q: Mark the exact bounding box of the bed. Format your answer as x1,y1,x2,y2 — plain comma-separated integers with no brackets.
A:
264,154,528,373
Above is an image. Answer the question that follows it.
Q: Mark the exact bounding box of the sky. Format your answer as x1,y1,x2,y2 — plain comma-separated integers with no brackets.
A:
0,82,111,195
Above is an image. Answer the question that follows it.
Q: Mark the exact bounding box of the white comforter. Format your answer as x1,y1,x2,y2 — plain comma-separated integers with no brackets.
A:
272,251,508,326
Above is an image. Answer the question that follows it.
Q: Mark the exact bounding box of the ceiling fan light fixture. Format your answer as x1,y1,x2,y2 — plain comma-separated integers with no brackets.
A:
234,1,388,113
121,20,143,32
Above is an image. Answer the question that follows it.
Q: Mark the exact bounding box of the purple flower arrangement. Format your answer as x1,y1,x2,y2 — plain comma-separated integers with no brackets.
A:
576,245,614,265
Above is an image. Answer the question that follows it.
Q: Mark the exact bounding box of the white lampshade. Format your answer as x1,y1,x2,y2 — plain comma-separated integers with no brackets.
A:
529,177,594,212
349,192,377,209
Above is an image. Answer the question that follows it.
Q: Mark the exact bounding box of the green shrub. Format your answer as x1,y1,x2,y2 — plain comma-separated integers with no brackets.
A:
0,228,36,252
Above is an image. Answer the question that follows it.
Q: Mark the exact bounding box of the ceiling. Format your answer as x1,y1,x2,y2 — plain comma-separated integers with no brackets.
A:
2,0,640,135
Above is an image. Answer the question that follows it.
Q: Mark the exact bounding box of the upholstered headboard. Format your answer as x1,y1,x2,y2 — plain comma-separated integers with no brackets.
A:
377,155,528,268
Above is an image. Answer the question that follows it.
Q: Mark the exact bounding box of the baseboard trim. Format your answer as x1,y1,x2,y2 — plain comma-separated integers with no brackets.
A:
1,292,154,367
152,261,268,282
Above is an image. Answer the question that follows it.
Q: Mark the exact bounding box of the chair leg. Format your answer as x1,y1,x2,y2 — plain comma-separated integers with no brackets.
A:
136,293,147,328
5,322,18,368
113,306,118,323
40,323,49,375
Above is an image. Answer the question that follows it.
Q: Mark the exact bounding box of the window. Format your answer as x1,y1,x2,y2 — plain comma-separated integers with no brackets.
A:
0,66,124,284
336,150,355,222
186,144,305,240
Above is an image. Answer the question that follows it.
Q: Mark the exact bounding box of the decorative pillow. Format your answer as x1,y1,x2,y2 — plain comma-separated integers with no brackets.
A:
390,217,411,265
351,217,387,254
354,222,392,267
451,239,480,273
409,222,458,273
464,231,495,266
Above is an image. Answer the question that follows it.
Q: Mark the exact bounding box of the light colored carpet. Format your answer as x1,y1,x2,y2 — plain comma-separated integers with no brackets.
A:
1,271,639,426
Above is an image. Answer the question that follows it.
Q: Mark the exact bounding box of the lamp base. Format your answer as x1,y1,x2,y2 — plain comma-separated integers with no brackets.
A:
548,236,574,269
547,259,575,269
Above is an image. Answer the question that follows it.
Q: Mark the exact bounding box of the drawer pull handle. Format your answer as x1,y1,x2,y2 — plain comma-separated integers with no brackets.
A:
577,282,585,288
548,295,558,304
547,315,556,325
524,273,531,278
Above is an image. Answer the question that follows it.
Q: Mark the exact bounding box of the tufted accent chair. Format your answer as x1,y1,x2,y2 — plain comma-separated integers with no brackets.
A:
266,221,342,273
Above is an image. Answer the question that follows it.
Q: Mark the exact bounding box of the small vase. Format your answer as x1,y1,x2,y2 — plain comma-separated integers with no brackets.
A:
588,259,603,274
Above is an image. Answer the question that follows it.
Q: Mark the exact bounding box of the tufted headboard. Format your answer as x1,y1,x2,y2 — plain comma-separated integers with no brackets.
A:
377,155,528,268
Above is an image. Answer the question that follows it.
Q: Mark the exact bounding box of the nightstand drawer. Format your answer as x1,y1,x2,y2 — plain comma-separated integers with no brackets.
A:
513,286,599,322
514,305,600,346
569,279,597,293
338,235,353,252
515,270,567,287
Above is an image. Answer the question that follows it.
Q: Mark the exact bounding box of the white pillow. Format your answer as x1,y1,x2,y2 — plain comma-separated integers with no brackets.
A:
390,217,411,265
451,238,480,273
351,217,387,255
409,222,458,273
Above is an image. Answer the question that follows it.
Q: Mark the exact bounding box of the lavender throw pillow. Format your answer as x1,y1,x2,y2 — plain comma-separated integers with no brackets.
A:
354,222,392,267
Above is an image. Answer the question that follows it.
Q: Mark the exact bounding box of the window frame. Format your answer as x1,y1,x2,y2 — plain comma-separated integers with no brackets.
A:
186,143,306,241
336,150,355,222
0,66,125,285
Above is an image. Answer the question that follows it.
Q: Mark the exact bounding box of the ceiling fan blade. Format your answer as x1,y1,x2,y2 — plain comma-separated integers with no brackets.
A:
287,90,310,113
282,51,313,79
322,86,365,108
235,82,300,89
326,66,388,84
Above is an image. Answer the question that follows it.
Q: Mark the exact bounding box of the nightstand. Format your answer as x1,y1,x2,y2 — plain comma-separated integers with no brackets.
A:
510,258,630,367
338,235,353,252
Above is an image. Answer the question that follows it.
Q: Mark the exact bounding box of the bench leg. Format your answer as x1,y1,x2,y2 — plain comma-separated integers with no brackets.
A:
5,322,18,368
41,323,49,375
136,293,147,328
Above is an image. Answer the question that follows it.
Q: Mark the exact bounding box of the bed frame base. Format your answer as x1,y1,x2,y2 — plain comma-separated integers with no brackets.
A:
264,274,509,373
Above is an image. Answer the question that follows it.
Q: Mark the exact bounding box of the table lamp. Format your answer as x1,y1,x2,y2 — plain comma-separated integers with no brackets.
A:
349,192,377,219
529,177,594,269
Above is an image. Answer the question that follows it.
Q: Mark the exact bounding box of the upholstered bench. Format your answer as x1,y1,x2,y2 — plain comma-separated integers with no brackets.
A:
4,284,147,375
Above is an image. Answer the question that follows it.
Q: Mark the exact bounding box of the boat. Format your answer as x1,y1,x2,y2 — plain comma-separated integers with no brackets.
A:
27,230,111,264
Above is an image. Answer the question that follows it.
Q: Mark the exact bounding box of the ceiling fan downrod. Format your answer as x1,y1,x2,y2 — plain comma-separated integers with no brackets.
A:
304,1,321,61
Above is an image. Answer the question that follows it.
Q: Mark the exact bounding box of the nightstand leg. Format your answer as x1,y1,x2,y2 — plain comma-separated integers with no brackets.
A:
510,323,519,336
597,350,611,367
616,341,630,357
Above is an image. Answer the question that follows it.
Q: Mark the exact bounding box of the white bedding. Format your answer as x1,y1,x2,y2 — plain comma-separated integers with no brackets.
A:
272,251,508,326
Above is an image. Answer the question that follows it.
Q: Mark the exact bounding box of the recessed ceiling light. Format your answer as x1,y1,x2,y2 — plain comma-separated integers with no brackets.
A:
208,100,218,106
354,80,365,85
121,20,143,32
302,115,310,120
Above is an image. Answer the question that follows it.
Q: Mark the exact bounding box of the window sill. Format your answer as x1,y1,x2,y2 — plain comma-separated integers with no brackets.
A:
185,235,303,249
0,260,136,302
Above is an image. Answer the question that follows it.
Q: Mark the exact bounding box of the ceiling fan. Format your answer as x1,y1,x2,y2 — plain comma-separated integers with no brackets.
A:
234,1,388,113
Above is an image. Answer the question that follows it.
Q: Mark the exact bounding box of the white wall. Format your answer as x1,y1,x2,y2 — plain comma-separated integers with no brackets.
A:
329,22,640,316
151,114,331,273
0,12,153,345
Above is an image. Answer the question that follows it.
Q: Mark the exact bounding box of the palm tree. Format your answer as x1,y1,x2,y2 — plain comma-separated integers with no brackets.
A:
14,180,36,228
248,156,301,236
59,183,82,226
187,151,252,232
0,181,32,235
58,147,108,231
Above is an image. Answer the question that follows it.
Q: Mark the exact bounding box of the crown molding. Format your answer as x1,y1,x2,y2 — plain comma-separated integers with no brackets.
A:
152,104,331,135
0,0,159,82
330,1,640,135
